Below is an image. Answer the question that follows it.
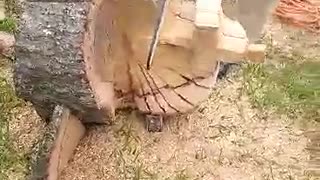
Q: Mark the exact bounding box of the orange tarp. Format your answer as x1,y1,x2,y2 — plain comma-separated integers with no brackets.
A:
274,0,320,33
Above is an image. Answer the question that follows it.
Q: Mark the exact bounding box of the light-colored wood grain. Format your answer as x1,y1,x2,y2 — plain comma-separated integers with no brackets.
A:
100,0,265,115
195,0,222,29
47,107,86,180
216,13,249,62
159,0,195,48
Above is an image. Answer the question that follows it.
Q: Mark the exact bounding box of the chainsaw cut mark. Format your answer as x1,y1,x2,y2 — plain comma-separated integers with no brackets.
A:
136,74,152,112
135,63,156,112
138,64,160,95
179,74,212,90
143,67,168,90
171,89,195,106
150,73,202,113
174,83,211,105
146,94,166,114
141,66,181,113
158,88,193,113
134,97,150,112
153,66,190,87
154,93,176,114
133,61,154,95
164,67,211,89
138,64,166,113
150,63,218,108
142,64,188,114
150,68,195,107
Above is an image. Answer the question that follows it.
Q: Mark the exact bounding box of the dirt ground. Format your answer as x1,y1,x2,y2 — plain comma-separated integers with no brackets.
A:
8,11,319,180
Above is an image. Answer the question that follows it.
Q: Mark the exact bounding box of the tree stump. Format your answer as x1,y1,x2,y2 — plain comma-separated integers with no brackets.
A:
14,0,266,127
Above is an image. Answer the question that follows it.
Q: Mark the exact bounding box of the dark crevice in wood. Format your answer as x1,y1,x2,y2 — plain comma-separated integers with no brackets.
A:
165,67,211,89
139,65,180,113
138,64,166,113
150,68,195,107
136,70,152,112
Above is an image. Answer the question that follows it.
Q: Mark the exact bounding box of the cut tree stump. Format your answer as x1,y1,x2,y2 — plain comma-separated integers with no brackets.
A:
14,0,268,127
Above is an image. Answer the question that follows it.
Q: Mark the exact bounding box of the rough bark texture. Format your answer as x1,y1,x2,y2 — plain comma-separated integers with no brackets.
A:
14,1,105,123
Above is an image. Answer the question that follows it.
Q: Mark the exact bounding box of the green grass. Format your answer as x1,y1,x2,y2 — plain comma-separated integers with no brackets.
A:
112,115,158,180
0,17,16,33
0,76,27,179
243,44,320,124
0,0,19,34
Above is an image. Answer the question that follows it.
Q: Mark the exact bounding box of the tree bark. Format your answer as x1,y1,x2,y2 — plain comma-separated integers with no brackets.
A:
14,1,107,123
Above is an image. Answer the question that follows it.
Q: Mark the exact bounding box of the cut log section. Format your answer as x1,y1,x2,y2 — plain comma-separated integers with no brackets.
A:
14,0,267,126
28,106,85,180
